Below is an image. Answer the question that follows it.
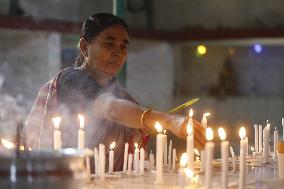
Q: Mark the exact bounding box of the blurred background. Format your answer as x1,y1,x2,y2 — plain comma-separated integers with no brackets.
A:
0,0,284,156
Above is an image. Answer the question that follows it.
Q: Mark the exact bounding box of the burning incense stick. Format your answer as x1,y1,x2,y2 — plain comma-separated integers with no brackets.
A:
168,98,199,113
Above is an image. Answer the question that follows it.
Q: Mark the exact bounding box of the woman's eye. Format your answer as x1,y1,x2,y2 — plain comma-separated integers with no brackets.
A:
105,42,115,48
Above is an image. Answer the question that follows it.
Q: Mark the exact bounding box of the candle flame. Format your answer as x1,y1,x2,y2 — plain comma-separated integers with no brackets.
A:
187,123,193,135
20,145,25,150
1,139,14,149
218,127,226,141
78,114,84,129
194,148,200,156
184,168,194,178
110,141,116,150
203,112,210,117
250,146,255,152
206,127,214,141
239,127,246,139
155,122,163,133
134,142,138,149
267,124,270,129
163,130,167,135
52,116,61,130
180,153,188,167
189,109,193,118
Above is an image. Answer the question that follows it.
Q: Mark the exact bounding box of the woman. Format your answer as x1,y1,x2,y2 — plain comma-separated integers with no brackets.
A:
23,13,205,170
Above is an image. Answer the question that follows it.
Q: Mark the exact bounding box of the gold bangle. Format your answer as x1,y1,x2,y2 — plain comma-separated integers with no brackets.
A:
140,109,152,129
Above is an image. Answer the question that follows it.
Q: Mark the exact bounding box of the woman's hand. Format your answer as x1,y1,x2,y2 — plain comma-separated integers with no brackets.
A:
169,115,206,151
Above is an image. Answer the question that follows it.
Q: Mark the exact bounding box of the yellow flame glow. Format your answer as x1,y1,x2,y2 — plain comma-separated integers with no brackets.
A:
52,116,61,130
206,127,214,141
163,130,167,135
239,127,246,139
184,168,194,178
155,122,163,133
180,153,188,167
110,141,116,150
1,139,14,149
78,114,84,129
189,109,193,117
203,113,210,117
218,127,226,141
194,148,200,156
134,142,138,149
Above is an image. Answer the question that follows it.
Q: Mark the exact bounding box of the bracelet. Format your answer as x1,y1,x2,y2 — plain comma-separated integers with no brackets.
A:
140,109,152,129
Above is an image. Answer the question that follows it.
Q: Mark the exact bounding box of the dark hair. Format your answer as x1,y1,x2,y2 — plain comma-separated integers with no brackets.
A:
75,13,129,67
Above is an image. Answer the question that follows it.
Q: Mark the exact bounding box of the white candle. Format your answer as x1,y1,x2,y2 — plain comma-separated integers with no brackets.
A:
254,124,259,153
123,142,129,173
85,149,93,176
78,114,85,150
94,147,99,175
149,150,155,170
205,127,214,189
155,122,164,184
52,117,62,150
127,154,133,175
140,147,145,175
134,143,140,172
245,136,248,156
163,130,168,166
218,127,229,189
274,128,278,159
99,144,105,180
109,141,115,173
179,153,188,188
172,148,177,170
168,140,172,169
263,126,269,163
186,118,194,170
201,112,210,172
230,146,236,173
239,127,247,189
259,124,263,153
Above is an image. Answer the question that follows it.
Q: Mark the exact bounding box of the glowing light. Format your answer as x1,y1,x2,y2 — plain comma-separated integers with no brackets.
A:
189,109,193,118
110,142,116,150
180,153,188,168
239,127,246,139
218,127,227,141
197,45,207,55
250,146,255,152
206,127,214,141
163,130,167,135
1,139,14,149
254,44,262,53
52,117,61,130
78,114,85,129
155,122,163,133
134,142,138,149
203,113,210,117
184,168,194,178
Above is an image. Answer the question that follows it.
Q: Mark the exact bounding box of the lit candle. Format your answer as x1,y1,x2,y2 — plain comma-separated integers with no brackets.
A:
94,147,99,175
179,153,188,188
109,141,116,173
172,148,177,171
99,144,105,180
201,112,210,172
205,127,214,189
163,130,168,166
187,118,194,170
263,125,269,163
168,140,172,169
274,127,278,159
140,147,145,175
218,127,229,189
239,127,247,189
78,114,85,150
155,122,164,184
85,149,93,177
134,143,140,172
52,117,62,150
259,124,263,153
123,142,129,173
127,154,133,175
254,124,259,153
245,136,248,156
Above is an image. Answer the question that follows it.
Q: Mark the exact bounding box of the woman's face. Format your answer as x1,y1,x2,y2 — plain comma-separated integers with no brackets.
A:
83,24,129,77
